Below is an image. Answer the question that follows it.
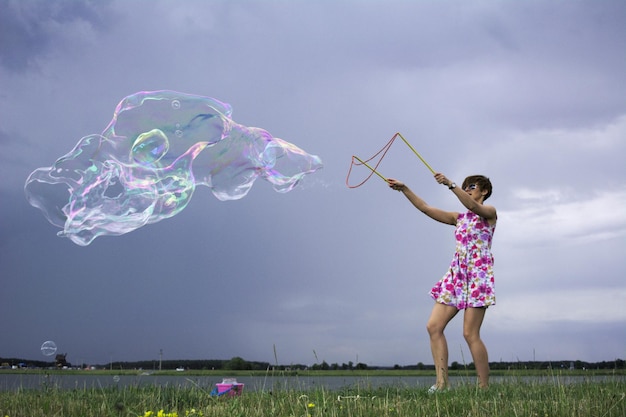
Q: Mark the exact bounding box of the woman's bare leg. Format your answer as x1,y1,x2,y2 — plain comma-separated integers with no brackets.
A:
426,303,459,389
463,307,489,388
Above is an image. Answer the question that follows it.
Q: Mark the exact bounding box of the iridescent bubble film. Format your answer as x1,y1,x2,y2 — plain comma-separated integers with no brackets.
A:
25,91,323,246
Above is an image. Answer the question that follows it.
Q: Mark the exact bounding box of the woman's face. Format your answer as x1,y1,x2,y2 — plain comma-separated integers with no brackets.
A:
464,182,487,202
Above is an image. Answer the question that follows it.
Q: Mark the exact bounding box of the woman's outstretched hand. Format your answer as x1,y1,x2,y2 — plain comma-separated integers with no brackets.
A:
434,173,451,187
387,178,406,191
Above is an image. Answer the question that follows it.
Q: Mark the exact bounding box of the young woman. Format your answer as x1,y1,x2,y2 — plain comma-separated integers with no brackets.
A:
387,173,497,392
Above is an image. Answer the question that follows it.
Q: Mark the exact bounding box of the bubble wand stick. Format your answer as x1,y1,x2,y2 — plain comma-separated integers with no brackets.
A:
395,132,435,175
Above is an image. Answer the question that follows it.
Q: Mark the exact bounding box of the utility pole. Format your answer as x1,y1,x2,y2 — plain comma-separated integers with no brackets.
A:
159,349,163,371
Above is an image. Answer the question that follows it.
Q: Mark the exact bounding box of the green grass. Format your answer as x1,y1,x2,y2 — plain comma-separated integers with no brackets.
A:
0,375,624,417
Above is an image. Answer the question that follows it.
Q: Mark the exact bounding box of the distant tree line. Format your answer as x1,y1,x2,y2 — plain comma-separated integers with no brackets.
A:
398,359,625,371
1,356,623,371
306,361,369,371
109,357,274,371
0,358,53,368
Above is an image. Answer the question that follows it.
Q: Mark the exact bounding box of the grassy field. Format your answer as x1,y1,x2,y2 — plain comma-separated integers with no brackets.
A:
0,371,624,417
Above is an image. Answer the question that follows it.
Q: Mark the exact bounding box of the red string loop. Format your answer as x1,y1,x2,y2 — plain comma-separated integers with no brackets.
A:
345,132,402,188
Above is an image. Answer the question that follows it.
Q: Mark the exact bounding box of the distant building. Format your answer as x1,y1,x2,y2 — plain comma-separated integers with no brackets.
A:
55,353,70,368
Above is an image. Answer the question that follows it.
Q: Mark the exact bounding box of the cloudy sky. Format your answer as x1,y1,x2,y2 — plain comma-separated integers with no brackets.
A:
1,0,624,368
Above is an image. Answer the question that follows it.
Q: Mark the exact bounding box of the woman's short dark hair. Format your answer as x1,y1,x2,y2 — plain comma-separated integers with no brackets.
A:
462,175,492,201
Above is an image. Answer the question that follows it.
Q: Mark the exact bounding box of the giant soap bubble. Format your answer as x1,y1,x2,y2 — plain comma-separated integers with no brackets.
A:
25,91,322,246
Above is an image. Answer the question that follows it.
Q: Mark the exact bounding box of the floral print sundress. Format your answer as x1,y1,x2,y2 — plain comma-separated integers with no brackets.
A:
429,210,496,309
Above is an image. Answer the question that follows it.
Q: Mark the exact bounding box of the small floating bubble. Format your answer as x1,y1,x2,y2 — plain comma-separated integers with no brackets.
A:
41,340,57,356
130,129,169,165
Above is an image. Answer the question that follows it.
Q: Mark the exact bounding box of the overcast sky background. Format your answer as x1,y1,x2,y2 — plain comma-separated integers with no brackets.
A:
1,0,624,368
